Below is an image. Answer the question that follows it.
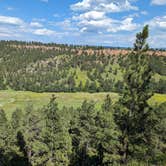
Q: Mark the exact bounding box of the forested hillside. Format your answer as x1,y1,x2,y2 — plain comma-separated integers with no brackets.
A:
0,40,165,93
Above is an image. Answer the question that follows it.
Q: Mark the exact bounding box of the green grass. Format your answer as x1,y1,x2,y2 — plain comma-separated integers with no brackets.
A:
75,68,89,86
149,93,166,105
0,90,118,119
0,90,166,119
153,73,166,82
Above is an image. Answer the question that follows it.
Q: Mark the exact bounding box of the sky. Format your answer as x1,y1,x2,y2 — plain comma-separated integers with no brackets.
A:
0,0,166,48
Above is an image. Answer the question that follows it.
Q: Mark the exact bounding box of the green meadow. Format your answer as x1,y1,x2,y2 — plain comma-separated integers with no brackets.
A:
0,90,166,119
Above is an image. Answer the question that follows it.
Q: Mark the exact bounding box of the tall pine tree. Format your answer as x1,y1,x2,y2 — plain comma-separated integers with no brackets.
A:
73,100,97,166
0,109,9,165
114,25,156,164
95,95,120,165
43,95,72,166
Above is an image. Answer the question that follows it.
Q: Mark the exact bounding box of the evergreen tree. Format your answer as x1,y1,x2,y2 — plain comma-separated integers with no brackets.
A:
43,95,72,166
134,25,149,52
11,108,23,131
22,105,46,166
114,25,155,164
152,102,166,164
0,109,9,165
74,101,97,166
68,75,75,92
0,109,20,165
0,73,5,90
8,109,25,165
95,95,120,165
78,81,83,91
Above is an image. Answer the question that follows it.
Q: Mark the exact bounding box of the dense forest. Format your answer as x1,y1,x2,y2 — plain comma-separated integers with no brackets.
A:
0,25,166,166
0,35,165,94
1,95,166,166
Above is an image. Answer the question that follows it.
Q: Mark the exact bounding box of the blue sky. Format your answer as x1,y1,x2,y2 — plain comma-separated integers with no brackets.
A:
0,0,166,47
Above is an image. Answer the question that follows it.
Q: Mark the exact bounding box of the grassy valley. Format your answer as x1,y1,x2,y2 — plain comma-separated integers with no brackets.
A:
0,90,166,119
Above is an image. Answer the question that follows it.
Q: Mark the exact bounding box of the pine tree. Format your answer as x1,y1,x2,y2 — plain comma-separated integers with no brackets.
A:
0,109,9,165
21,105,46,166
11,108,23,131
153,102,166,164
134,25,149,52
0,109,20,165
0,73,5,90
43,95,72,166
10,109,29,166
74,100,97,166
95,95,120,165
114,25,155,164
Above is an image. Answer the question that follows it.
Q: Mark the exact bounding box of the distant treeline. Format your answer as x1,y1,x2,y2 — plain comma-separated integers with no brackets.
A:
1,40,166,51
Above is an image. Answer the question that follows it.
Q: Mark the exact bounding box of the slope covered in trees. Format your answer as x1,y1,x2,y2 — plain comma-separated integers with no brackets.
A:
0,39,165,93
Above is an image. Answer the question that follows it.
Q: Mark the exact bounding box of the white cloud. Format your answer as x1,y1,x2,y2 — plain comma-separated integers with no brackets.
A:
149,31,166,48
79,18,138,33
72,9,139,33
0,15,24,26
50,19,79,32
0,27,22,37
145,15,166,47
73,11,106,20
148,15,166,29
33,28,56,36
70,0,139,34
151,0,166,5
118,17,138,31
71,0,138,13
71,0,91,11
30,22,43,28
0,15,59,39
65,32,136,47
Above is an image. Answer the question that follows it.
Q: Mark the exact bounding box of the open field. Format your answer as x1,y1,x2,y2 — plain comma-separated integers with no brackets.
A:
0,90,166,119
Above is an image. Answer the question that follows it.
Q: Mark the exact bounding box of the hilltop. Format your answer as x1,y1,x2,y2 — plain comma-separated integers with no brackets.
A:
2,40,166,56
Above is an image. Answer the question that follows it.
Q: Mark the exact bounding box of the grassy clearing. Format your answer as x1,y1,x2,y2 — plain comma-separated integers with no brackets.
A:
149,93,166,105
75,68,89,86
0,90,165,119
0,90,118,118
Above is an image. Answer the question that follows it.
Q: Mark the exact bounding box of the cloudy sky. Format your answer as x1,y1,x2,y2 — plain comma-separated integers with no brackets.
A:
0,0,166,47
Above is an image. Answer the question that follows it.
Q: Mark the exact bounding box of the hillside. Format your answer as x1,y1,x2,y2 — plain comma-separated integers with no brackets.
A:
0,40,166,93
